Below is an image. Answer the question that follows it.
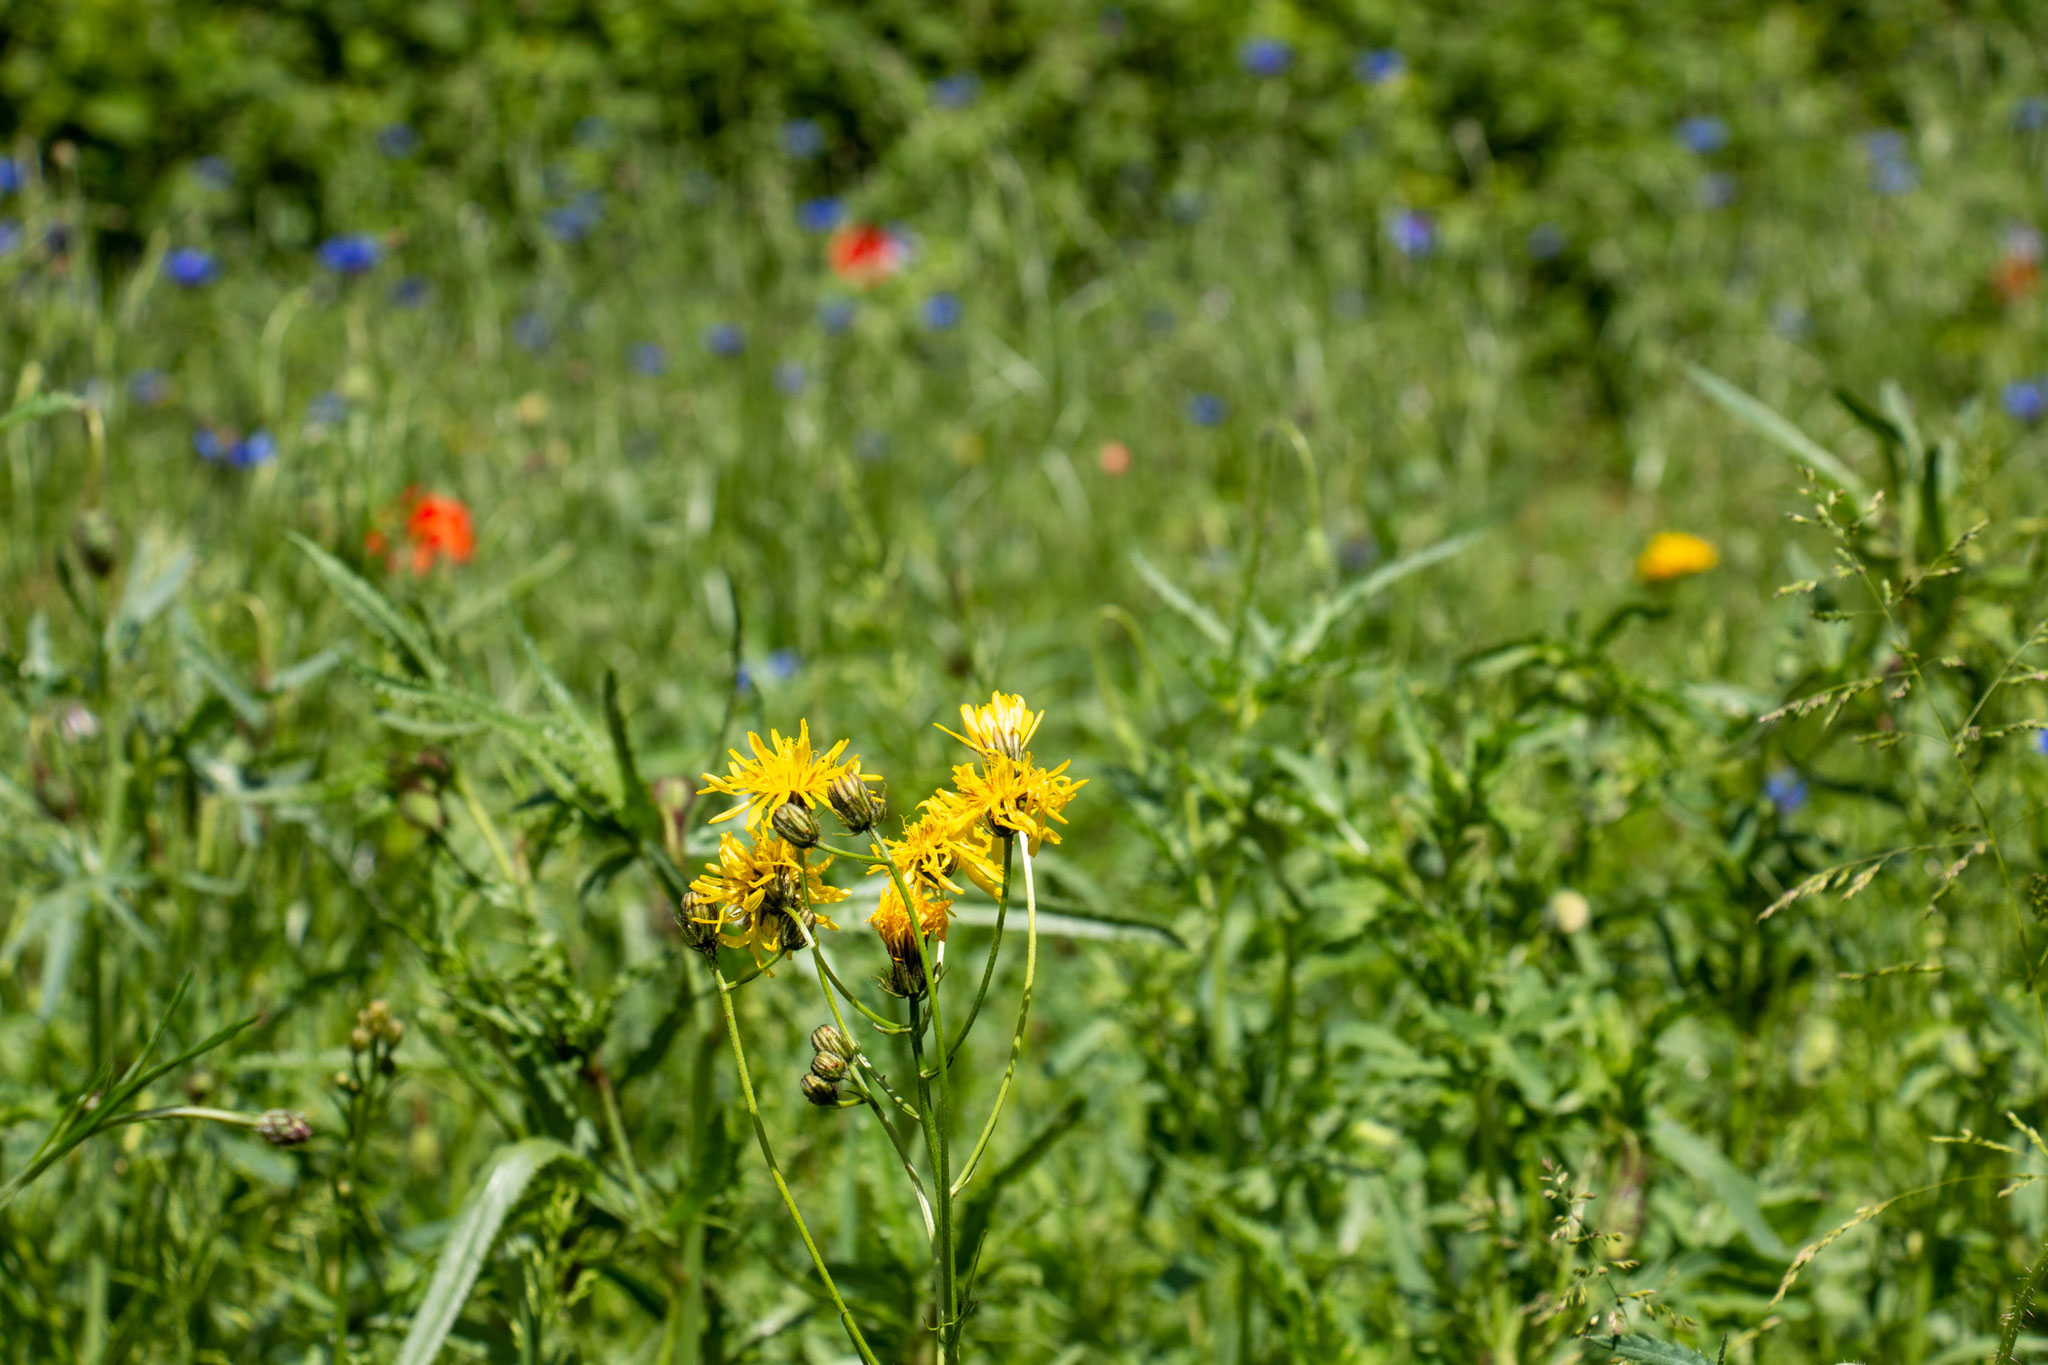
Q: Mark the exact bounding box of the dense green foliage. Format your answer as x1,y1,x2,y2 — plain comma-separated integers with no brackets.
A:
9,4,2048,1362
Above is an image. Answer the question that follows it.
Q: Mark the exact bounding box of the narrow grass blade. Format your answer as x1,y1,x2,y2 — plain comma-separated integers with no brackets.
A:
1686,364,1869,501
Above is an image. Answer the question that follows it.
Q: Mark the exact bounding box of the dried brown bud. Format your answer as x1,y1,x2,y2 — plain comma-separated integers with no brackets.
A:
256,1110,313,1147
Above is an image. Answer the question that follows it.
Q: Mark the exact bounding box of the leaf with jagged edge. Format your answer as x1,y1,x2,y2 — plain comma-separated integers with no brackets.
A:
361,671,614,818
290,533,447,683
1593,1334,1718,1365
518,628,612,802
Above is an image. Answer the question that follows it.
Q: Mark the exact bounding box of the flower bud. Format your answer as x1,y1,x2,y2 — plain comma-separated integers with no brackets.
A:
256,1110,313,1147
811,1024,854,1060
349,1026,373,1053
71,509,120,579
799,1073,841,1107
878,952,928,1000
827,773,885,834
771,799,820,849
810,1051,848,1083
675,892,722,960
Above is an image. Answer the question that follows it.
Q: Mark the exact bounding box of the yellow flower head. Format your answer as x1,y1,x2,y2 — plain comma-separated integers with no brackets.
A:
699,720,873,831
939,691,1043,762
868,875,954,956
686,832,849,965
868,799,1003,898
950,754,1084,850
1636,531,1719,583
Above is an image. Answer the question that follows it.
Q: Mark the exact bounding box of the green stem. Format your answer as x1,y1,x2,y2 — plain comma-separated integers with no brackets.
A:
949,836,1039,1198
946,834,1015,1066
713,968,880,1365
907,1000,957,1363
595,1069,651,1221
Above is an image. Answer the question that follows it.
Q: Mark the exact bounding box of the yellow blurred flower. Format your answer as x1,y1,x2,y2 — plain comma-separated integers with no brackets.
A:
699,720,874,831
1636,531,1719,583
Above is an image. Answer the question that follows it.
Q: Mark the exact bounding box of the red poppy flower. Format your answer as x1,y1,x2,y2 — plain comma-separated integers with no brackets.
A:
1995,254,2040,304
404,492,475,573
828,224,909,287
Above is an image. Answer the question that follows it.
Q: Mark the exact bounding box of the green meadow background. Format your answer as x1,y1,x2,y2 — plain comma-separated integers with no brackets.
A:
6,2,2048,1361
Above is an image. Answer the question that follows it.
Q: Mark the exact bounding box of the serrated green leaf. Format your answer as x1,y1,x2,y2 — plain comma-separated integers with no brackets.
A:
1686,365,1869,501
291,533,446,683
1594,1333,1718,1365
393,1138,583,1365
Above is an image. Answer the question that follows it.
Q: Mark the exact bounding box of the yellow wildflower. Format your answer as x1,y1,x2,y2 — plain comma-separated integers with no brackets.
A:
686,832,849,964
1636,531,1719,583
869,800,1002,898
868,875,954,955
939,691,1043,762
950,754,1084,850
699,720,874,831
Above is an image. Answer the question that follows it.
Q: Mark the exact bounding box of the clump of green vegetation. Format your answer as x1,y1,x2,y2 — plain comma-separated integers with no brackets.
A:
7,6,2048,1361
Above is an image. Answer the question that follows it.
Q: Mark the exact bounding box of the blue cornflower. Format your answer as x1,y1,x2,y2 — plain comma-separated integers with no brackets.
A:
1697,172,1738,209
1241,38,1293,77
390,275,431,308
229,430,276,468
0,222,21,255
512,312,553,352
1187,394,1227,427
194,157,235,190
933,73,981,109
1528,223,1565,260
545,190,604,243
193,428,225,461
766,648,801,683
819,298,857,334
1766,768,1808,814
783,118,826,159
1864,129,1908,162
1872,157,1918,196
1355,49,1405,84
308,392,346,427
377,124,419,158
704,322,745,357
1387,209,1435,256
1676,116,1730,155
0,159,18,194
165,247,218,287
2016,98,2048,133
2004,379,2046,422
774,360,808,395
318,234,382,275
921,291,962,330
2033,728,2048,757
128,370,170,406
798,197,845,233
629,342,668,376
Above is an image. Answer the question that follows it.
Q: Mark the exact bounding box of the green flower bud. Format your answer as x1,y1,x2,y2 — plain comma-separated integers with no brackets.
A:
810,1051,848,1083
811,1024,854,1060
799,1073,841,1107
771,799,820,849
827,773,886,834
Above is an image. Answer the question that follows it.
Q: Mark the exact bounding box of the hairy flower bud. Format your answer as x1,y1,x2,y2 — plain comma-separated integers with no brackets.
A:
827,773,885,834
256,1110,314,1147
811,1024,855,1060
810,1051,848,1083
675,891,722,960
771,799,820,849
799,1073,841,1107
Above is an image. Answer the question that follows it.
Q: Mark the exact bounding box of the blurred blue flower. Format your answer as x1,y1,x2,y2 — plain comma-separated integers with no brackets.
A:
0,222,21,255
921,291,962,330
1355,49,1405,84
512,312,553,353
194,157,235,190
1772,300,1812,341
2034,728,2048,757
2004,378,2046,422
704,322,745,357
798,197,845,233
193,428,224,461
1187,393,1227,427
377,124,419,158
2016,98,2048,133
128,370,170,406
1241,38,1293,77
629,342,668,376
783,118,826,159
774,360,808,395
165,247,218,287
933,73,982,109
766,648,801,683
1872,158,1918,196
855,428,889,461
1864,130,1908,162
1675,115,1729,155
318,234,382,275
1697,171,1738,209
308,392,347,427
1766,768,1808,814
229,430,275,468
390,275,431,308
1387,209,1435,256
1528,223,1565,260
0,159,19,194
545,190,604,243
574,115,612,147
819,298,857,334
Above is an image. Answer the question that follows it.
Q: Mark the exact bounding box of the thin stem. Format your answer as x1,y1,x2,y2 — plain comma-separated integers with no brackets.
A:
946,834,1016,1066
851,1087,935,1239
855,1055,923,1122
907,1000,956,1362
814,941,909,1032
595,1069,651,1221
817,841,888,864
950,837,1040,1198
713,968,880,1365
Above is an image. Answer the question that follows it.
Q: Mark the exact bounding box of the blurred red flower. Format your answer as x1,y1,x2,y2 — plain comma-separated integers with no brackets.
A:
828,224,909,287
366,487,475,574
